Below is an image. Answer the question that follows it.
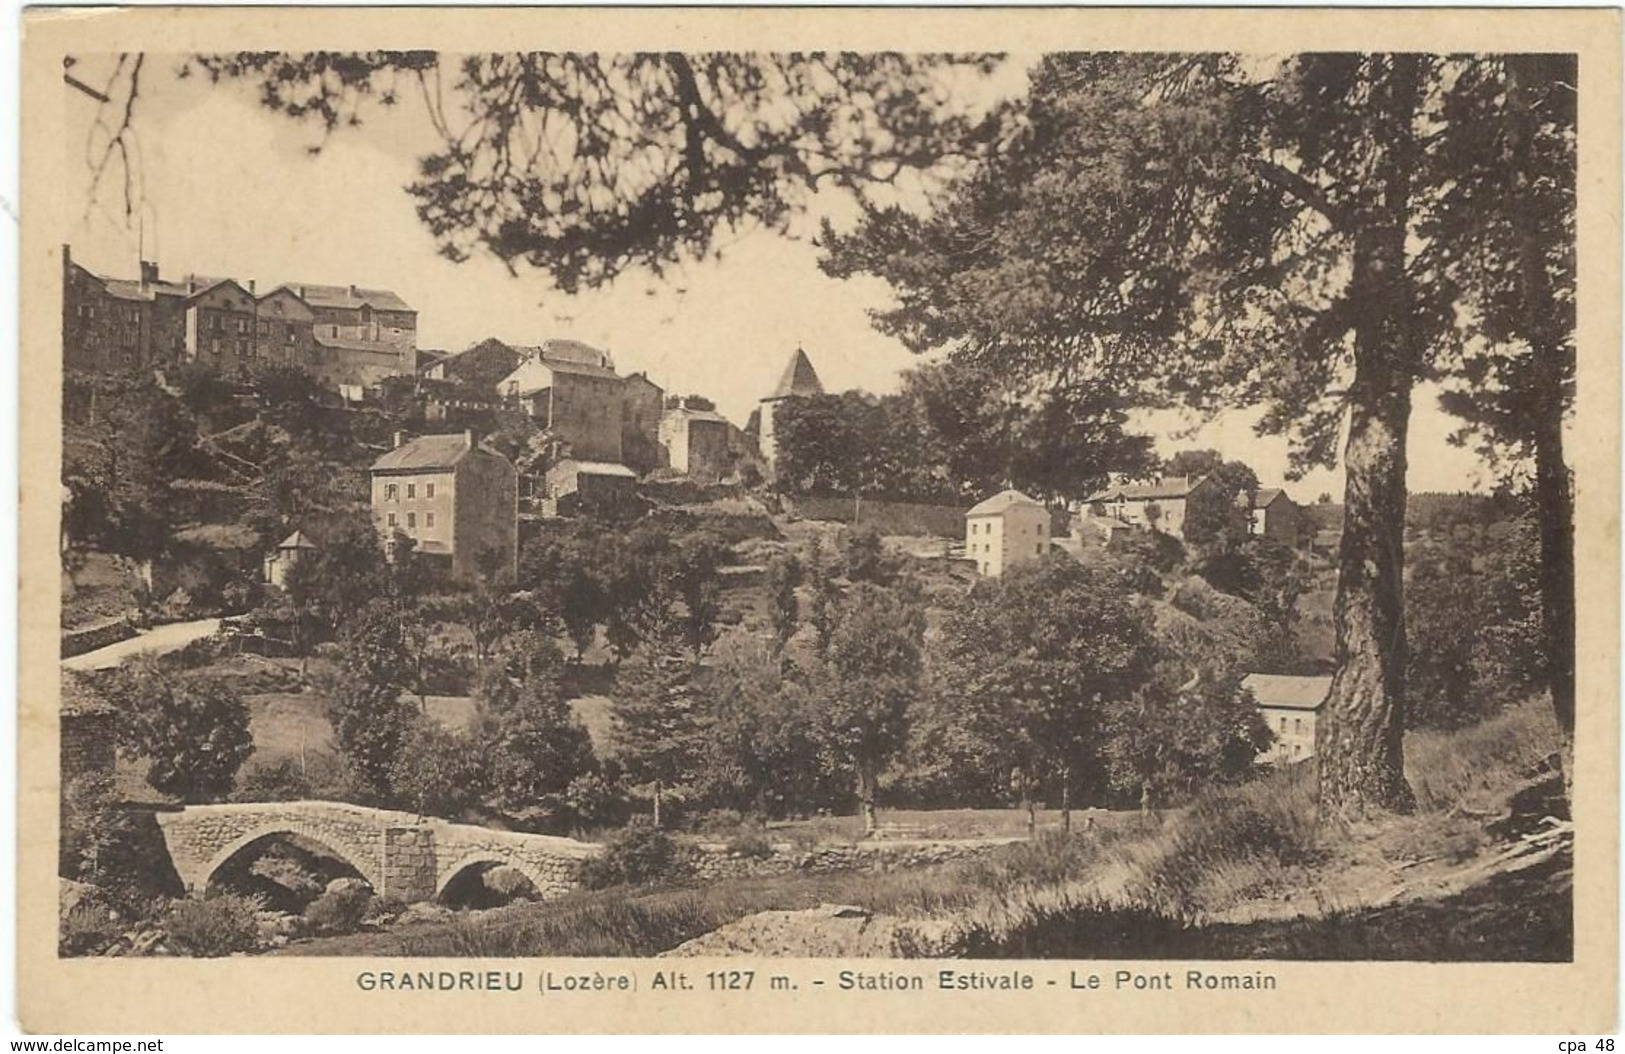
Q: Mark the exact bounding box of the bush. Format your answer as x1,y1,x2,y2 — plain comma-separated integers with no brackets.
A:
580,821,696,889
724,830,775,860
302,884,374,936
166,892,264,957
59,901,121,957
232,759,313,803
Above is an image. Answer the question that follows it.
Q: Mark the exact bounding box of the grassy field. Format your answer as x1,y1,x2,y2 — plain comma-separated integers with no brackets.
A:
277,699,1568,961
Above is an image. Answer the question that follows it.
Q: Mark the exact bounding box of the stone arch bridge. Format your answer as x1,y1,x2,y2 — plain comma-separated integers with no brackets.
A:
156,801,603,903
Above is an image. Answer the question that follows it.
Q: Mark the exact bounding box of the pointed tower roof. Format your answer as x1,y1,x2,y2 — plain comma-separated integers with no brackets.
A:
278,530,318,551
765,346,824,401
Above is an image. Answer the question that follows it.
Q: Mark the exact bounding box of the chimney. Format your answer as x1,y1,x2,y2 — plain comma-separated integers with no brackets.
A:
349,284,361,299
247,278,256,296
140,260,159,287
297,285,306,298
464,428,476,446
393,430,407,449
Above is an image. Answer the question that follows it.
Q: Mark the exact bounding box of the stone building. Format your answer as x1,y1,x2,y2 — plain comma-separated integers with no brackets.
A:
184,279,261,372
659,397,731,482
965,489,1050,577
1243,673,1331,764
1082,475,1215,538
62,246,416,389
620,371,666,474
263,530,317,588
63,247,191,371
757,346,824,474
498,340,625,463
1245,488,1312,548
546,459,638,517
254,286,321,371
370,431,517,582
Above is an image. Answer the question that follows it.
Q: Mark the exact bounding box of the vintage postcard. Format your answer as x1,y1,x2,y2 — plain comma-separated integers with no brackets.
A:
16,5,1622,1035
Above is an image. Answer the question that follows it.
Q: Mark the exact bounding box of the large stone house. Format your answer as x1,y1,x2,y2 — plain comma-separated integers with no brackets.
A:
1244,673,1331,764
757,346,824,474
965,489,1050,577
369,431,517,582
497,340,626,463
546,459,638,517
1082,476,1214,538
620,371,666,474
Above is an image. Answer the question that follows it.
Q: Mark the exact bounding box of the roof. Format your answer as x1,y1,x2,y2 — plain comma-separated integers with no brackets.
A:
1236,487,1290,510
315,334,411,357
666,405,729,425
765,347,824,400
61,671,116,718
371,432,474,472
967,489,1045,517
552,460,637,479
278,530,318,550
514,339,615,370
536,358,618,380
1243,673,1333,711
274,282,414,313
1087,475,1204,503
101,274,230,302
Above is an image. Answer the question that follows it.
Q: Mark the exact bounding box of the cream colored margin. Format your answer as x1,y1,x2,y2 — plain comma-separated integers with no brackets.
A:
17,6,1623,1034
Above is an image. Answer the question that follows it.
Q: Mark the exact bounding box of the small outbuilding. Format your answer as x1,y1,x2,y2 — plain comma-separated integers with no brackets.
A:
546,459,638,517
965,489,1050,577
263,530,317,588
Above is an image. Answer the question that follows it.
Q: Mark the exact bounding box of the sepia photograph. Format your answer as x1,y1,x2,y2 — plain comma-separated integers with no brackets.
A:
17,5,1622,1035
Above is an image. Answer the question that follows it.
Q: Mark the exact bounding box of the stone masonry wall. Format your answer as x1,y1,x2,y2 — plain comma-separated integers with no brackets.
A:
156,801,601,903
690,840,1007,883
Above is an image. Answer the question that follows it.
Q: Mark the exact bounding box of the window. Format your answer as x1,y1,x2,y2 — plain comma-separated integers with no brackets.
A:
386,513,397,526
407,512,416,528
425,512,435,527
407,483,416,499
385,483,398,501
1036,543,1043,555
1294,718,1303,735
425,483,435,499
237,318,248,334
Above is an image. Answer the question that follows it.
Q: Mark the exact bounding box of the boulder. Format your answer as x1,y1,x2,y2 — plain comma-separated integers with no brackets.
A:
325,877,372,896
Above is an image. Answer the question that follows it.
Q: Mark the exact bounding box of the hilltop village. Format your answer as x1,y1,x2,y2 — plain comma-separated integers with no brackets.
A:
60,249,1552,958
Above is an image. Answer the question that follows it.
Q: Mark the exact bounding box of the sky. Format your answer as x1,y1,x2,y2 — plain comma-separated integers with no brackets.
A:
62,53,1500,500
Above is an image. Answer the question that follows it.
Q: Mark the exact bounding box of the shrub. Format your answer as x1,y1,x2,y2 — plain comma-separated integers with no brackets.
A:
303,884,375,936
165,892,264,957
580,822,696,889
724,829,775,860
232,759,313,803
59,901,121,957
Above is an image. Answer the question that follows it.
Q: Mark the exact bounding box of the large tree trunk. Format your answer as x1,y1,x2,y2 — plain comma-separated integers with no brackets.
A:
1507,55,1577,798
1316,55,1424,823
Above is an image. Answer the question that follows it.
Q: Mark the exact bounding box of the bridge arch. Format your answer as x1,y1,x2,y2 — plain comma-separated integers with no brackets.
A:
434,850,550,902
199,820,384,894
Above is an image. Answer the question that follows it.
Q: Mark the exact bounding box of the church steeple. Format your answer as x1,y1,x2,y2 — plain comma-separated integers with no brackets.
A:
764,345,824,402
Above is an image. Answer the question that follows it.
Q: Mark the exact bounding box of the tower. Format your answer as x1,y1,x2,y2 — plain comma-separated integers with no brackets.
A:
758,346,824,473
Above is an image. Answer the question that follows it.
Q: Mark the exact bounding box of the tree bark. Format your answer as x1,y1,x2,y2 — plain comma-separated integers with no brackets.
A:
1316,54,1424,822
1507,55,1577,799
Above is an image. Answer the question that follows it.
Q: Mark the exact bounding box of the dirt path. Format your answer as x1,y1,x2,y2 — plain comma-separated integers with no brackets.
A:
62,618,221,671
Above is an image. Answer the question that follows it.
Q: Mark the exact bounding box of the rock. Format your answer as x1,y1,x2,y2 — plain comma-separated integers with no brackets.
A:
396,902,452,925
822,904,869,919
127,929,167,956
325,877,372,896
60,878,101,914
